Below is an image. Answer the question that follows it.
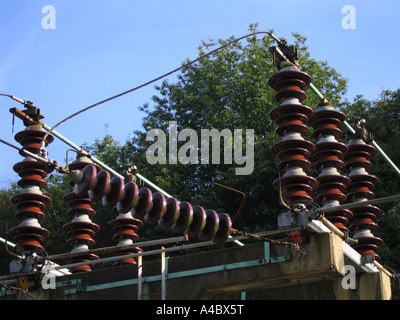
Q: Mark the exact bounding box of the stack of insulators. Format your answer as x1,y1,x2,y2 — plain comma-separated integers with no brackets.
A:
63,155,101,272
69,163,232,258
268,66,318,205
309,102,352,234
9,124,54,254
344,137,383,259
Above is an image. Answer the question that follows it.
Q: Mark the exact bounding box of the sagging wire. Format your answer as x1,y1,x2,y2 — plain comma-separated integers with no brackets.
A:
383,265,400,288
4,222,22,259
278,171,292,211
40,31,284,145
212,181,246,225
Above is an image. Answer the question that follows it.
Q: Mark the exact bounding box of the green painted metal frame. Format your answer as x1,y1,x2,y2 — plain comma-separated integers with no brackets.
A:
61,242,291,296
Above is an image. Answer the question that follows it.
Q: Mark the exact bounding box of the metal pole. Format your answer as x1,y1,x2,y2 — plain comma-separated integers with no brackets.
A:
137,255,142,300
161,247,166,300
44,235,188,261
318,194,400,214
308,83,400,177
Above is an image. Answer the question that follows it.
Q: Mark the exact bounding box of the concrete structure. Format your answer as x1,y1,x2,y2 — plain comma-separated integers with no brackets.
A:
0,230,392,300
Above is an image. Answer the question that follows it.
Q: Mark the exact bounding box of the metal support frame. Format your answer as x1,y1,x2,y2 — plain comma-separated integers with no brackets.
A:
60,241,291,298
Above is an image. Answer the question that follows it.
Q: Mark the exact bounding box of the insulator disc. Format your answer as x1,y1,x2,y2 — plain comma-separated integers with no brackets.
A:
132,188,153,219
270,104,314,123
199,209,219,241
268,70,311,103
315,181,348,203
102,176,125,208
112,247,143,266
277,151,312,171
347,182,376,202
172,201,193,233
145,192,167,224
344,151,373,171
159,197,180,229
66,233,97,247
17,170,48,189
15,201,46,221
275,113,310,136
74,164,97,197
14,238,45,253
187,206,207,237
109,216,143,230
69,253,100,273
117,182,139,213
212,213,232,244
112,227,140,242
272,138,316,156
65,192,96,217
89,170,111,202
14,126,54,153
63,220,100,234
351,236,383,260
12,192,51,207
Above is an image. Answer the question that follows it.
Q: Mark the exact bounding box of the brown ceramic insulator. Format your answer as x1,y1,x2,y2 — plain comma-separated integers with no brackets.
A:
9,224,50,253
268,69,312,103
117,181,140,214
187,206,207,237
63,219,100,247
14,124,54,155
112,247,144,266
199,209,219,241
348,205,380,233
273,175,317,204
275,112,310,137
108,213,143,265
315,180,348,204
10,125,53,253
159,197,180,229
271,138,317,205
63,192,100,272
64,192,96,218
272,139,316,159
212,213,232,244
67,253,101,273
268,68,317,208
14,200,46,221
276,147,312,171
74,164,97,197
270,104,314,127
345,138,383,258
344,143,375,171
102,176,125,208
65,158,100,272
324,209,353,234
310,108,346,140
145,192,167,224
132,188,153,220
89,170,111,202
351,235,383,260
14,161,48,189
309,103,352,233
172,201,193,233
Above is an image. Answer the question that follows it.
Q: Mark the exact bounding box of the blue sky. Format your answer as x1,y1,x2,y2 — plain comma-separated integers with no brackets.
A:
1,0,399,188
